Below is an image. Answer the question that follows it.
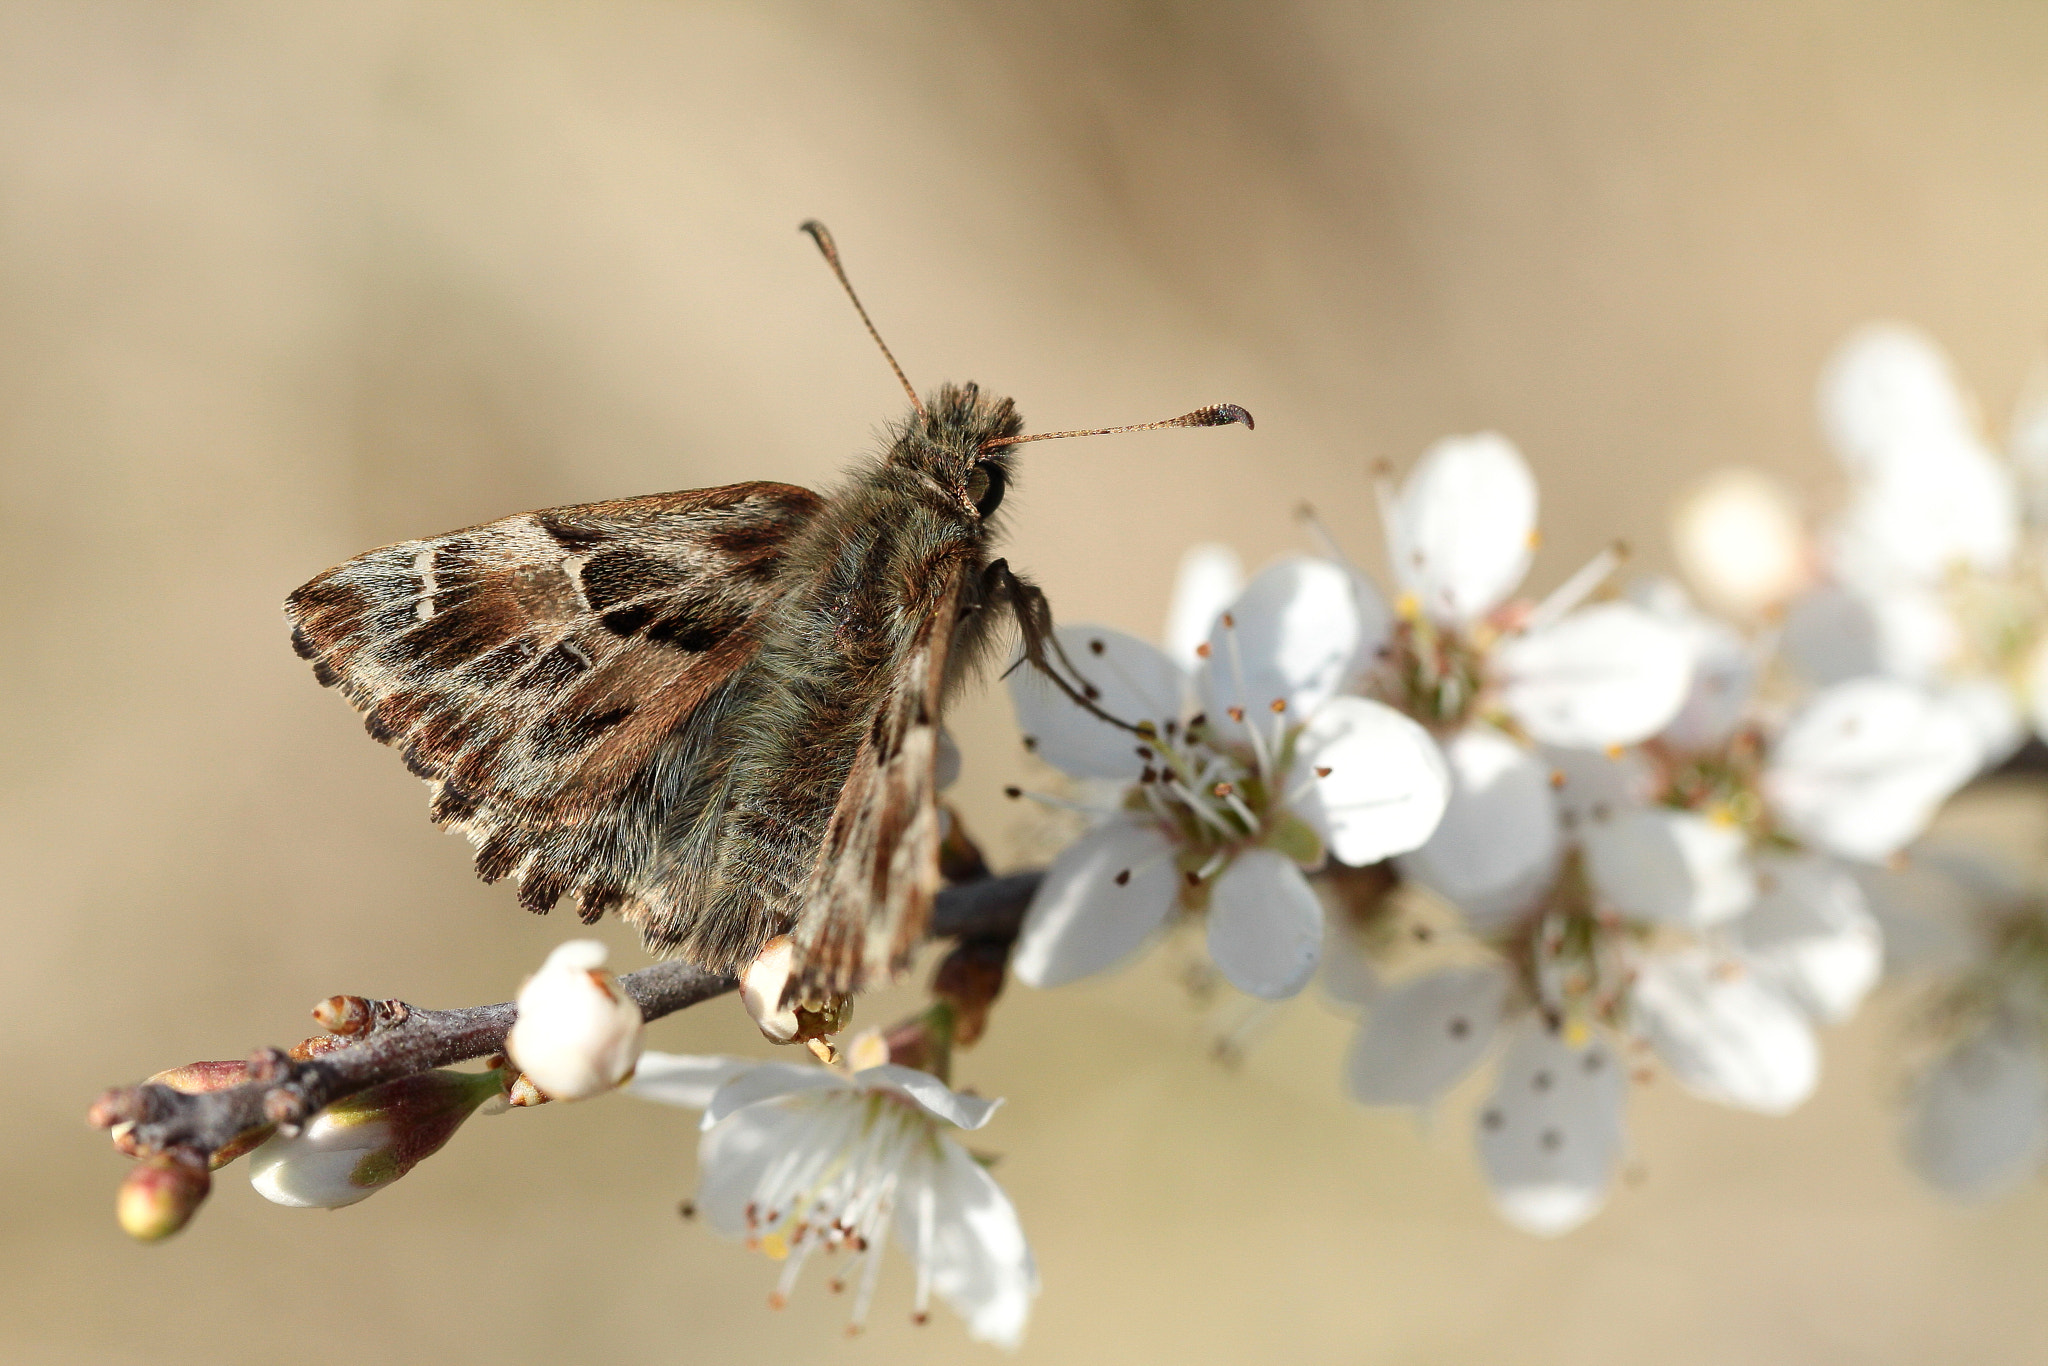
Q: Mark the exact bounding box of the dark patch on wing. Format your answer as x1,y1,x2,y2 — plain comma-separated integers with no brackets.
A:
580,547,689,613
536,514,609,552
600,603,658,637
530,703,636,755
645,600,735,652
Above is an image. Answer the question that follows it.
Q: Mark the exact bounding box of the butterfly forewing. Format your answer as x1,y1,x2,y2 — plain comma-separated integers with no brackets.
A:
285,481,822,920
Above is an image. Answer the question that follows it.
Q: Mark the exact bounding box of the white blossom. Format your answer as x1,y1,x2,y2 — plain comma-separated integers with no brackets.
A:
630,1054,1036,1347
1008,556,1448,998
1786,323,2043,767
1331,435,1692,921
1858,850,2048,1199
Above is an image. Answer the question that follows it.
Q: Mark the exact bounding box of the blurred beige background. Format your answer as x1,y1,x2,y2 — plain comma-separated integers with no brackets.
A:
7,2,2048,1362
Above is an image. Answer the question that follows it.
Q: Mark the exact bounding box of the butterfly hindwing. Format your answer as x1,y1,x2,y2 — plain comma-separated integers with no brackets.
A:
284,481,823,920
786,569,966,1001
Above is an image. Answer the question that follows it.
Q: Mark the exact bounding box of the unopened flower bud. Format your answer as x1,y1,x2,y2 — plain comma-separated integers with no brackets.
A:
248,1067,504,1208
741,936,851,1046
148,1059,251,1093
505,940,644,1101
118,1153,209,1241
741,936,802,1043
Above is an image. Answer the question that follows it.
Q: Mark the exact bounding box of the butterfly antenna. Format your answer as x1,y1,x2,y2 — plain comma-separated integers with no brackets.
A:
800,220,926,419
979,403,1253,451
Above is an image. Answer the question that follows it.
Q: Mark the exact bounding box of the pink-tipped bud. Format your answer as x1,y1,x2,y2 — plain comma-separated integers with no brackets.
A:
147,1059,251,1094
247,1067,505,1209
117,1153,210,1242
505,940,644,1101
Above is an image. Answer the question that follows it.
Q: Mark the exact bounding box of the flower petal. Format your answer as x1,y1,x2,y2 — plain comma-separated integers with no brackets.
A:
898,1139,1040,1349
854,1064,1003,1131
1013,818,1180,988
1009,626,1186,781
1849,854,1984,975
700,1062,851,1130
1943,679,2024,770
1494,602,1693,748
1765,678,1981,861
1397,726,1559,930
1632,950,1818,1114
1392,432,1538,623
1164,542,1244,670
1198,557,1368,737
1903,1022,2048,1200
1729,853,1882,1024
694,1090,831,1235
1476,1020,1627,1236
1292,696,1451,866
1630,579,1759,749
1206,850,1324,999
1829,426,2018,584
1345,964,1511,1107
1581,807,1756,929
1818,323,1973,474
627,1053,757,1112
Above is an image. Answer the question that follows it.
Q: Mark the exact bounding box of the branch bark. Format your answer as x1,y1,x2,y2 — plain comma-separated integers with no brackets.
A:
89,871,1042,1166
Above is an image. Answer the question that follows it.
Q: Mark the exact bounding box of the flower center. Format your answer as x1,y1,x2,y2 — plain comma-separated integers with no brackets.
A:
1369,600,1495,731
1500,851,1647,1044
1647,729,1782,847
1123,708,1313,896
740,1091,944,1332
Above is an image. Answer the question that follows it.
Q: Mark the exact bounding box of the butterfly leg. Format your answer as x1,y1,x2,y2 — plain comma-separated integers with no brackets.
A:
983,559,1152,738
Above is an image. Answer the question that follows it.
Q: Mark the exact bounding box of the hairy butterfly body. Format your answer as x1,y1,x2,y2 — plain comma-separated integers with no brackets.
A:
286,223,1248,1004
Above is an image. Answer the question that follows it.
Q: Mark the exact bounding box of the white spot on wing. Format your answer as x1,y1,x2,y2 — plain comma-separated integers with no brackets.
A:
413,546,438,621
560,555,591,612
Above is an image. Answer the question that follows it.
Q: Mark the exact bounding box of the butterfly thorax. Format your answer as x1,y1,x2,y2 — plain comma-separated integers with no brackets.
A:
658,382,1023,973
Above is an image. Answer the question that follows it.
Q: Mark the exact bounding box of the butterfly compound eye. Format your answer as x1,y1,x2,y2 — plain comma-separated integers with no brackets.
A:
967,461,1006,518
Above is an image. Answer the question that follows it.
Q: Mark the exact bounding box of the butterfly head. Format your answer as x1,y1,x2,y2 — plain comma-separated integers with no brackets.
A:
890,380,1022,524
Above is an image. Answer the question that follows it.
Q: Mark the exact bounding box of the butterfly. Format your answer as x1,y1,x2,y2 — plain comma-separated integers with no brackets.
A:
284,222,1250,1005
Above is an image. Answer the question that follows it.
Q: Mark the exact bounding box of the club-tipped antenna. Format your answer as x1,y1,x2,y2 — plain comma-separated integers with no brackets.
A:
799,220,925,419
979,403,1253,452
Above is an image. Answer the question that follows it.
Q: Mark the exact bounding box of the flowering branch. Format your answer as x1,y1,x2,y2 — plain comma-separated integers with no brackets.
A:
87,871,1043,1173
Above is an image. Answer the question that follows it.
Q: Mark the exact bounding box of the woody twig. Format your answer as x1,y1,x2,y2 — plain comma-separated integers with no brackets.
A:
88,871,1043,1180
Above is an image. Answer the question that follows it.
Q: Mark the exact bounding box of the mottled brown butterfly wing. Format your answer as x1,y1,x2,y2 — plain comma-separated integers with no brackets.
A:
284,482,822,927
786,572,963,1001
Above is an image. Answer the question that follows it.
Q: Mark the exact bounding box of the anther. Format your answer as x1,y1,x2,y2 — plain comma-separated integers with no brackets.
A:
1089,639,1105,655
1114,869,1132,887
1314,766,1331,778
1195,642,1212,658
1221,613,1235,629
1226,706,1245,723
1003,786,1022,799
1269,699,1286,713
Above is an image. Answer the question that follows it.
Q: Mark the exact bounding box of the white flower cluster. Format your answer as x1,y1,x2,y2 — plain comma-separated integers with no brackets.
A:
472,320,2048,1349
1003,328,2036,1234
